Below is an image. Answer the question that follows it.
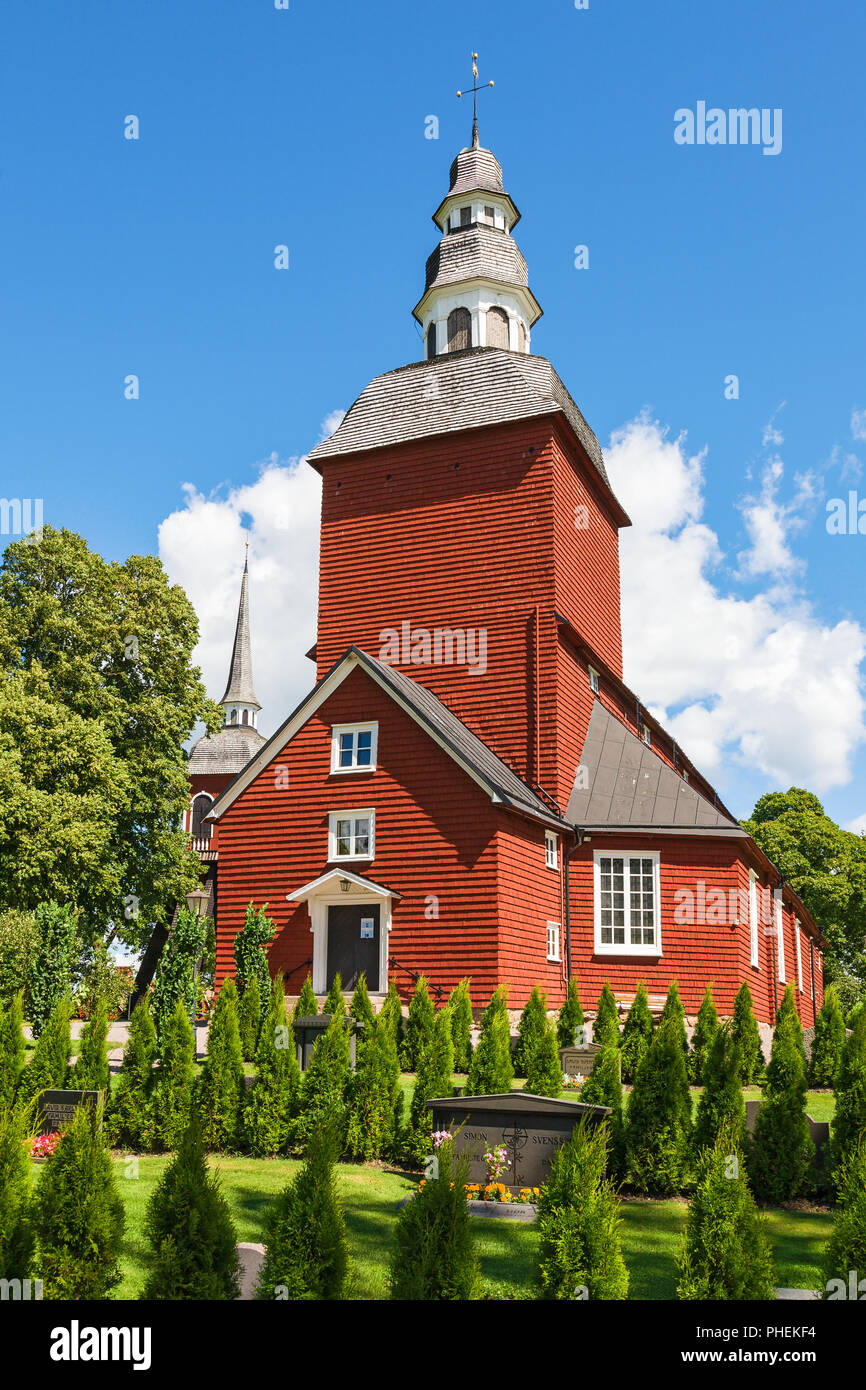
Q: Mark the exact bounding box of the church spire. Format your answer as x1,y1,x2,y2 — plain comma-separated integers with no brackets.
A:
218,544,261,728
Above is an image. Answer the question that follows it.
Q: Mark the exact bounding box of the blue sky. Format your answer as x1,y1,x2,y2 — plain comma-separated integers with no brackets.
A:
2,0,865,828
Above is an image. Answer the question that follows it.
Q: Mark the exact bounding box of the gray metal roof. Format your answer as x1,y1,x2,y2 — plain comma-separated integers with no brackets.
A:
424,225,530,295
188,722,266,775
566,701,745,834
306,348,614,494
219,555,261,709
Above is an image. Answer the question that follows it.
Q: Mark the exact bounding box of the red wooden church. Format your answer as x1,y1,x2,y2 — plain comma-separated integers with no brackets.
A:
188,114,825,1029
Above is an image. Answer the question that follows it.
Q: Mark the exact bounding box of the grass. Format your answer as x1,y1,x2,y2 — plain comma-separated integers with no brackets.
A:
30,1150,832,1301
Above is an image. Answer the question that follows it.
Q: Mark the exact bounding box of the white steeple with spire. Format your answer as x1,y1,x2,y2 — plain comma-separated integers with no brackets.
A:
218,545,261,732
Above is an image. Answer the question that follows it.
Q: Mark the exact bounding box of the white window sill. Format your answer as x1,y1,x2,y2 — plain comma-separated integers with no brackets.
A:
330,766,377,775
594,944,662,958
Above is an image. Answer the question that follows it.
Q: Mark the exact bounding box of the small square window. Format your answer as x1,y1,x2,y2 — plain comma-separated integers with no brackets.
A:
331,723,378,774
682,769,689,783
547,922,561,962
588,666,599,695
483,205,495,223
545,831,559,871
329,810,375,861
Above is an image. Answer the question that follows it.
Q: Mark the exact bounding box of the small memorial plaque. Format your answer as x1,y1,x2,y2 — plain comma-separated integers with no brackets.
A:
558,1043,601,1080
426,1092,610,1192
36,1090,102,1137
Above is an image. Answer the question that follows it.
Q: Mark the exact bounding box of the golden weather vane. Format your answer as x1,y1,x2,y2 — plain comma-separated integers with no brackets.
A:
457,52,494,148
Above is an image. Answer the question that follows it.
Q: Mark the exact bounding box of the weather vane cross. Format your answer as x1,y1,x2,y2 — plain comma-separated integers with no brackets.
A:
457,52,494,149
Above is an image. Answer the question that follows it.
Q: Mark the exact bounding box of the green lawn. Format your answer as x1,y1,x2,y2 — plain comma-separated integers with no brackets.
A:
30,1152,831,1301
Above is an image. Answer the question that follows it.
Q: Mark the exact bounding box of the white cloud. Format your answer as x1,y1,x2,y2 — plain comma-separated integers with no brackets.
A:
851,409,866,442
319,409,346,442
845,813,866,836
159,445,323,738
606,413,866,794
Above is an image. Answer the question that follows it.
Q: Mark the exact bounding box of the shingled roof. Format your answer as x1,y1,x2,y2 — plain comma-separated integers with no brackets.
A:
566,701,746,836
424,225,530,296
306,348,618,500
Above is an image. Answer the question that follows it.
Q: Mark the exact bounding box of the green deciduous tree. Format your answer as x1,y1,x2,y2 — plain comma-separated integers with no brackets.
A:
619,983,653,1085
32,1102,125,1299
626,1019,692,1195
389,1135,479,1300
593,982,620,1049
537,1118,628,1300
256,1120,350,1300
514,985,548,1078
0,527,221,944
810,984,846,1087
448,978,474,1072
689,984,719,1084
749,986,814,1204
0,909,38,1007
732,981,763,1085
465,986,514,1096
106,999,156,1150
143,1112,240,1299
400,976,435,1072
677,1128,775,1300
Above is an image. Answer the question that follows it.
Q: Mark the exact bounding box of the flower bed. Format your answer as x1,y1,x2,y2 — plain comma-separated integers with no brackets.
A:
30,1131,60,1160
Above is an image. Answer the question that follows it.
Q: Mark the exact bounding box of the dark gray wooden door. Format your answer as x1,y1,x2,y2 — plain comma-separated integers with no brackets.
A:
326,904,381,991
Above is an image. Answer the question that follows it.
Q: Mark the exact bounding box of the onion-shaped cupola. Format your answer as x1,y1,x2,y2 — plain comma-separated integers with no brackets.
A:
413,59,542,359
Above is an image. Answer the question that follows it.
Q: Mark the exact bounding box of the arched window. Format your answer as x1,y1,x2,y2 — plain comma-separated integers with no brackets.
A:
191,793,213,842
517,321,527,352
230,708,237,724
487,306,509,350
242,709,248,726
426,321,437,360
447,307,471,353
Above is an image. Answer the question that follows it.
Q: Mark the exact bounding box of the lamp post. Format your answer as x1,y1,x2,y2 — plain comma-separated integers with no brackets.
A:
185,887,211,1030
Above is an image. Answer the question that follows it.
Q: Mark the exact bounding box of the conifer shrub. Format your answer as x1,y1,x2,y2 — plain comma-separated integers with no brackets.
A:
810,985,846,1087
293,1012,351,1152
19,996,72,1104
196,977,244,1151
749,986,814,1204
379,980,404,1056
557,974,585,1049
142,1113,240,1299
592,982,620,1049
293,974,318,1020
526,1015,563,1098
732,981,762,1085
448,978,474,1072
688,984,718,1084
400,976,435,1072
28,901,78,1038
0,1103,35,1280
830,1006,866,1178
677,1128,775,1300
389,1135,479,1300
406,1007,454,1165
233,901,274,1022
256,1119,350,1300
243,976,301,1157
147,999,196,1152
821,1136,866,1299
346,1010,402,1162
349,971,375,1048
619,983,653,1085
659,979,688,1056
692,1024,748,1156
0,992,26,1110
70,1000,110,1092
578,1045,625,1177
625,1018,692,1195
536,1118,628,1300
324,972,347,1019
236,972,262,1063
514,985,548,1078
106,999,156,1150
152,905,207,1042
465,986,514,1096
32,1101,124,1299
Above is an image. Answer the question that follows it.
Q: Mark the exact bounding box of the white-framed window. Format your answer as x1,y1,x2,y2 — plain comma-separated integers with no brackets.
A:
593,851,662,955
588,666,599,695
682,769,690,783
642,725,651,748
545,831,559,871
795,921,803,992
331,722,378,773
547,921,561,962
775,896,786,982
328,809,375,861
749,869,759,968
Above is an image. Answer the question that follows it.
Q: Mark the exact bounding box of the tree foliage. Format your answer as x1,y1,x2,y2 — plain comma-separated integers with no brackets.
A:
107,999,156,1150
619,983,653,1085
233,902,274,1020
592,982,620,1049
196,977,244,1151
448,978,474,1072
70,1001,110,1092
465,986,513,1096
152,905,207,1042
243,976,300,1157
830,1007,866,1177
749,986,814,1204
28,901,78,1038
0,992,26,1110
677,1128,775,1301
257,1120,350,1300
389,1136,479,1300
809,984,846,1087
514,985,548,1078
689,984,719,1084
536,1119,628,1300
557,975,585,1049
148,999,196,1152
400,976,435,1072
625,1019,692,1195
732,982,763,1085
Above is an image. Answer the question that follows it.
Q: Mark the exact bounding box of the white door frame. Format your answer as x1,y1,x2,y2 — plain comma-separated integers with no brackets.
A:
287,869,399,994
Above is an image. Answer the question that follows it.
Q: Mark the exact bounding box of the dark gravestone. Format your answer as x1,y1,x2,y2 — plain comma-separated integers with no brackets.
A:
36,1090,101,1137
558,1044,600,1080
292,1015,364,1072
426,1092,611,1193
745,1099,831,1182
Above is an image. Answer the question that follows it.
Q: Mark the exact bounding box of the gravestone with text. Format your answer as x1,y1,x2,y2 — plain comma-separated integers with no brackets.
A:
427,1091,611,1192
36,1090,102,1136
558,1043,601,1080
292,1015,364,1071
